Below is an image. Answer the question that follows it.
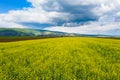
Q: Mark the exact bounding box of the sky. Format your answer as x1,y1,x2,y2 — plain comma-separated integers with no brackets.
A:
0,0,120,35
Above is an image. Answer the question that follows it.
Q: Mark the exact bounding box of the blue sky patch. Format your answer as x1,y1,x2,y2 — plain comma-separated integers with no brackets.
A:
0,0,31,13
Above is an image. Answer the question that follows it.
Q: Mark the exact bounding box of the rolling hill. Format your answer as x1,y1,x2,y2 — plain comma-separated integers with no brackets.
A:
0,28,73,36
0,28,119,38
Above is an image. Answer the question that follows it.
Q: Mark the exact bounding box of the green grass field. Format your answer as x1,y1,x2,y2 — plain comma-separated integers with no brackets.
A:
0,37,120,80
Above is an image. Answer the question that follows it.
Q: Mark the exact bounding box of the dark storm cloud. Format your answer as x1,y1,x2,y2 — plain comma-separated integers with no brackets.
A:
40,0,98,26
21,22,54,28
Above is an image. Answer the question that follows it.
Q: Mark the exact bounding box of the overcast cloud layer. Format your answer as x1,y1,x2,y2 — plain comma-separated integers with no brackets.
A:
0,0,120,35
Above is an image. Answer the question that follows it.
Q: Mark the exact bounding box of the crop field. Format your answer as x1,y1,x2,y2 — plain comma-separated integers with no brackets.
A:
0,37,120,80
0,36,63,42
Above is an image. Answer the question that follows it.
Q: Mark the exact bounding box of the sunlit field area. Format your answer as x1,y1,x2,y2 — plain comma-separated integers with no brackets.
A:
0,37,120,80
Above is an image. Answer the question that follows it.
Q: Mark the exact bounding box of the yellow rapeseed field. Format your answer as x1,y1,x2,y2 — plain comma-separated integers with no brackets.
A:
0,37,120,80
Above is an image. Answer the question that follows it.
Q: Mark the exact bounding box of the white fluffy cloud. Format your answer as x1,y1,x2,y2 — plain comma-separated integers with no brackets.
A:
0,7,71,28
0,0,120,35
45,22,120,35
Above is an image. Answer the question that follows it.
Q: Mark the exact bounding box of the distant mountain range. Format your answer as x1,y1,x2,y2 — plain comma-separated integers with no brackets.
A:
0,28,119,38
0,28,75,36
